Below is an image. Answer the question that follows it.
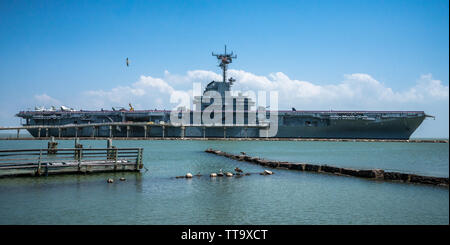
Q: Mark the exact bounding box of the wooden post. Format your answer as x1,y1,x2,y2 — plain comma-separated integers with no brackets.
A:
162,126,165,138
58,128,61,138
76,147,82,172
203,127,206,138
140,148,143,169
126,126,130,138
74,139,82,161
75,127,78,138
181,126,185,138
113,147,118,171
92,126,95,138
47,137,58,155
136,148,143,170
16,129,20,139
115,148,118,170
38,128,41,138
109,126,112,138
144,126,147,138
45,128,49,137
245,127,248,138
37,149,42,176
223,127,226,139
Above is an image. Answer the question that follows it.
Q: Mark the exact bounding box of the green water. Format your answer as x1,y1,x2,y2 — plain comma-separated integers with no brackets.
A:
0,140,448,224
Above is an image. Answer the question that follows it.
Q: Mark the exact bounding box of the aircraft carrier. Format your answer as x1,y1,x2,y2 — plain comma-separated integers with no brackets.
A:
16,47,429,140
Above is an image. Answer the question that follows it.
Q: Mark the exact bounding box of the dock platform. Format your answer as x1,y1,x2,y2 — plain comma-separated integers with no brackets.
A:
0,147,144,178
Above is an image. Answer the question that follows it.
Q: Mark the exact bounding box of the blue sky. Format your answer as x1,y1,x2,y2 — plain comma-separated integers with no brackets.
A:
0,0,448,138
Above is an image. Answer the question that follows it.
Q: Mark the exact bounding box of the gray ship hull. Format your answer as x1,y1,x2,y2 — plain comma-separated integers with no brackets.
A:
21,111,426,140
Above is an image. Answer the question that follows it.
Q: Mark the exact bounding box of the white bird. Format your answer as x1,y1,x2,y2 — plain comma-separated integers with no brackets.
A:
217,169,224,176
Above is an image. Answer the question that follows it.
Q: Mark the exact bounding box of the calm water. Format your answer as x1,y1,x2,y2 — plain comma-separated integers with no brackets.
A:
0,139,448,225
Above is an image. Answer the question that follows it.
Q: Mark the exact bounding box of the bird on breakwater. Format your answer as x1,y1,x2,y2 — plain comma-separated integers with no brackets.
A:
217,169,224,176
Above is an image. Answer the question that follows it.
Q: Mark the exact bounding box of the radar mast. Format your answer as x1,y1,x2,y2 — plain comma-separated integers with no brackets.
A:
212,45,237,84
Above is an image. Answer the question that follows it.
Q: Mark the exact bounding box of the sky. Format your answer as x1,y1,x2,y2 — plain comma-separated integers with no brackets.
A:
0,0,448,138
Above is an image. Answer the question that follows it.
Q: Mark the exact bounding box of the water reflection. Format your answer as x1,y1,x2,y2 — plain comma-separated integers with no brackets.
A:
0,139,448,225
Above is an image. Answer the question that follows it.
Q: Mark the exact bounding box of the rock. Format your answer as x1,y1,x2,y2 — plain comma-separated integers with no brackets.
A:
243,156,252,161
107,178,114,183
289,164,304,171
175,176,185,179
383,172,410,182
185,173,193,178
373,169,385,179
267,161,279,168
409,174,448,186
216,151,226,156
321,165,341,174
264,170,274,175
304,164,320,172
210,173,217,177
278,162,291,169
250,157,260,163
245,173,251,176
355,170,376,178
341,168,359,176
256,159,269,165
237,155,246,161
225,172,233,177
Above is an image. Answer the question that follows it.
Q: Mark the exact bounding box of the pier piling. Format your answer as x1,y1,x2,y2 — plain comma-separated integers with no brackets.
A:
47,137,58,155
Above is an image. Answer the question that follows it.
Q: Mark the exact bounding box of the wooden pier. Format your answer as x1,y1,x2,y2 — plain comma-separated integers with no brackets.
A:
0,146,144,178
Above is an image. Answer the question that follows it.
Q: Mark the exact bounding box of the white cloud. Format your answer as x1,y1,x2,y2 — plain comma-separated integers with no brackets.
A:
74,70,449,112
33,94,61,106
227,70,449,111
39,69,447,137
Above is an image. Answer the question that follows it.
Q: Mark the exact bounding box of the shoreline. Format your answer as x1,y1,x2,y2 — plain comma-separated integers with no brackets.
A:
0,137,447,143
